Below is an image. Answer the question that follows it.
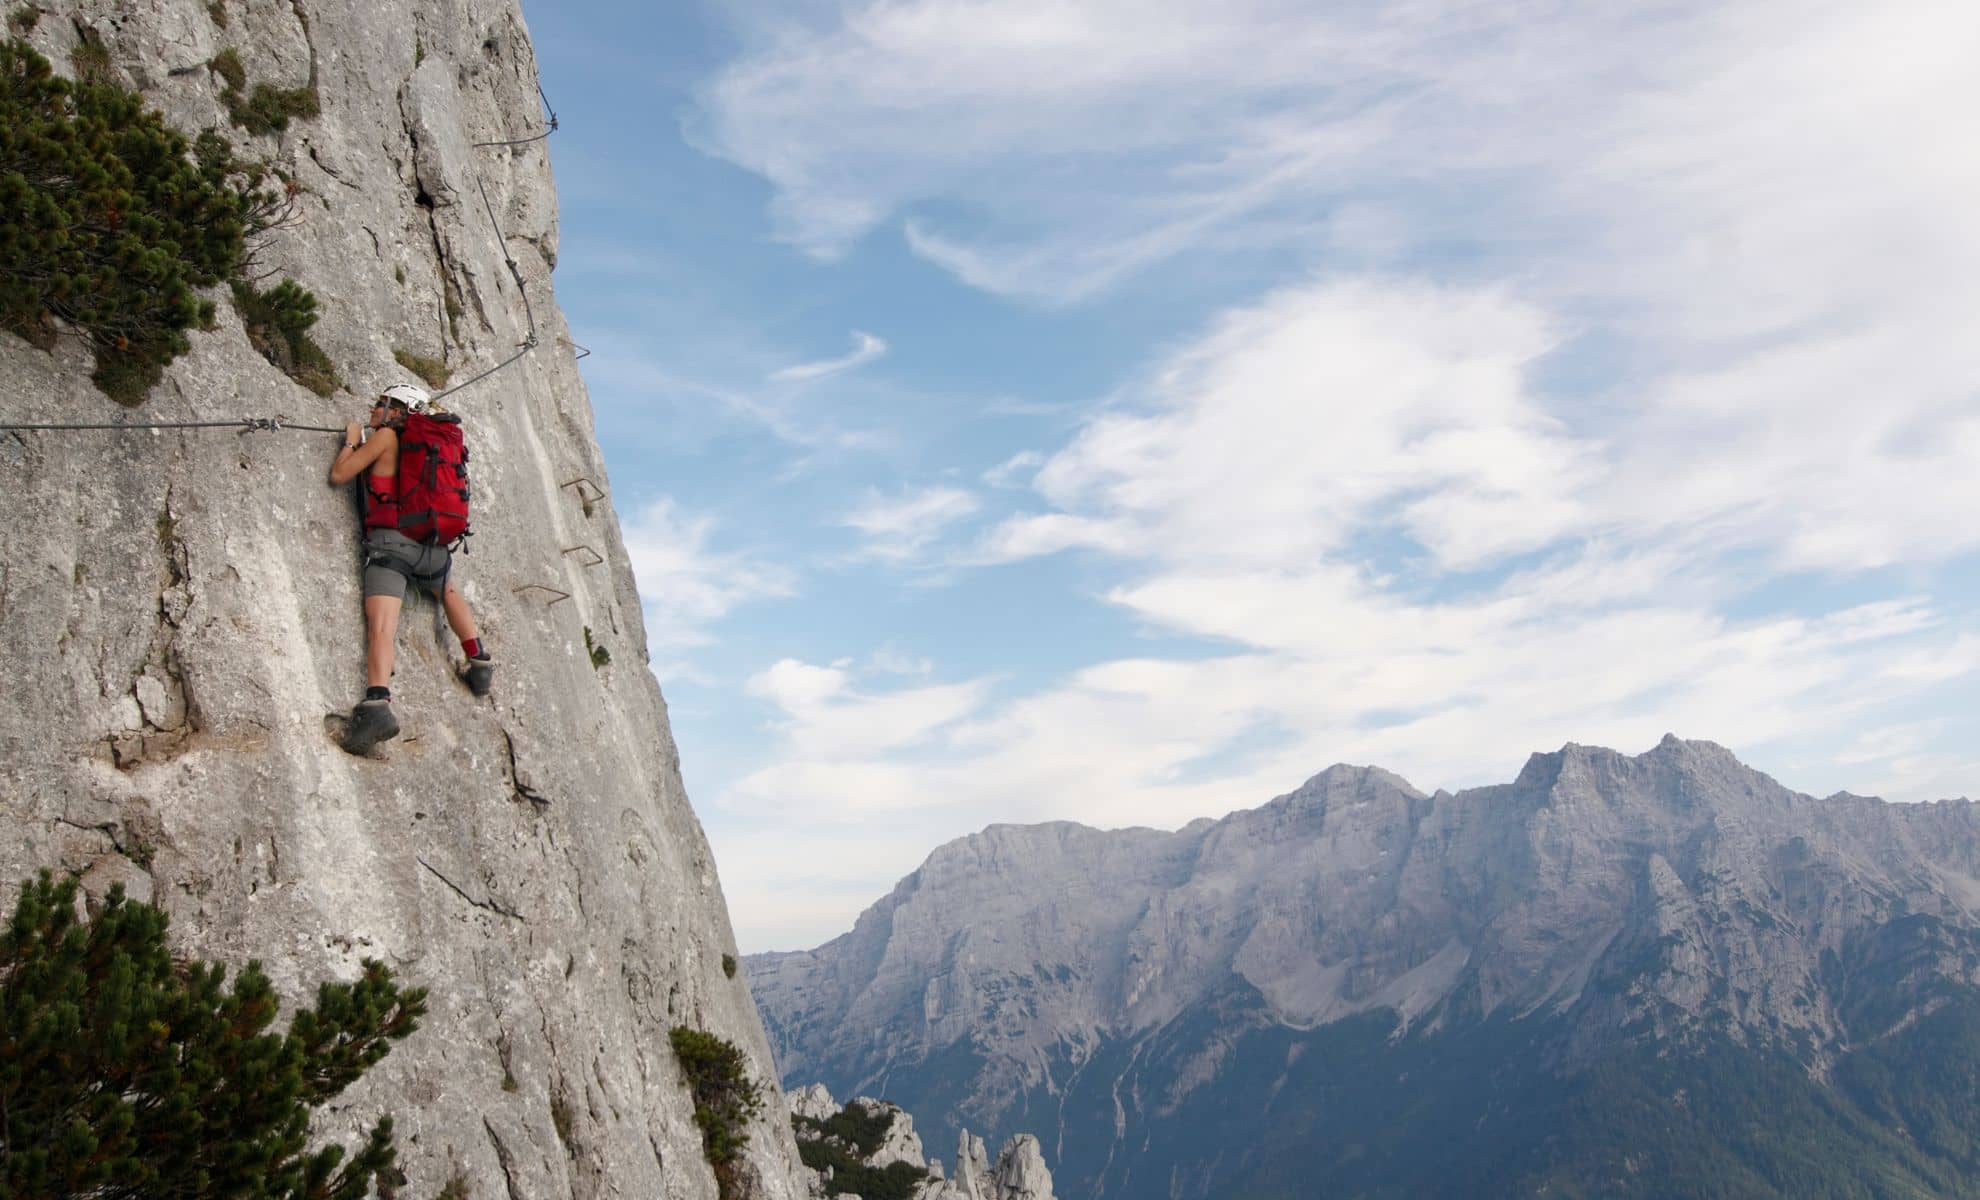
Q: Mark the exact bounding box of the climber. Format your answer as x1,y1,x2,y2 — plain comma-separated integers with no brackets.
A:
328,383,493,754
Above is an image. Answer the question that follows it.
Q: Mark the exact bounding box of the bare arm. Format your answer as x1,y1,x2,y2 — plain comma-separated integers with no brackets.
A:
329,426,395,486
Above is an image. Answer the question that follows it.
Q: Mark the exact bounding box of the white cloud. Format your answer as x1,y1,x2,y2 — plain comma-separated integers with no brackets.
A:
697,0,1980,318
977,278,1593,572
769,330,889,383
700,0,1980,573
841,485,981,561
621,499,795,661
747,657,851,708
741,657,990,772
981,450,1044,489
867,643,935,676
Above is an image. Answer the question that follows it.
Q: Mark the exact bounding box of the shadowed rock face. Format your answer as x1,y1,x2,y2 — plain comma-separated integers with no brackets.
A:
0,4,808,1197
749,738,1980,1196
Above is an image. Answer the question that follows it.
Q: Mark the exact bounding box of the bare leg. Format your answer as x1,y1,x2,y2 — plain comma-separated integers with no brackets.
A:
363,594,403,688
438,579,480,646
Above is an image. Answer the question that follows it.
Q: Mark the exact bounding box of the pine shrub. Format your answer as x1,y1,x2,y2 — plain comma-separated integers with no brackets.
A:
0,871,427,1198
670,1026,763,1200
233,277,339,395
0,37,309,404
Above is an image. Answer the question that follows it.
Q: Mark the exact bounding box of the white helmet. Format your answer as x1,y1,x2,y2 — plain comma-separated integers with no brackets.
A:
379,383,431,412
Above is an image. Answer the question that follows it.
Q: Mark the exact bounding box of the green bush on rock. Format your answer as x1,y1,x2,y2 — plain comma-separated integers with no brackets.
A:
792,1104,933,1199
0,871,427,1197
233,277,338,395
0,37,329,404
670,1026,764,1200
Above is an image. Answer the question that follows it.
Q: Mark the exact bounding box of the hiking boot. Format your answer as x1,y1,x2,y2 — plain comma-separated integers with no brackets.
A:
461,653,493,698
342,698,400,754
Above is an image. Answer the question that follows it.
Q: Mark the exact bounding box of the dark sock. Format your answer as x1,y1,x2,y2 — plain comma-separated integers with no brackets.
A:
365,686,391,702
462,638,485,660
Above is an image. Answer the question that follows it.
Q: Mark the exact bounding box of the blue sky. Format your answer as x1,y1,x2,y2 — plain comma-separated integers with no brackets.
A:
527,0,1980,952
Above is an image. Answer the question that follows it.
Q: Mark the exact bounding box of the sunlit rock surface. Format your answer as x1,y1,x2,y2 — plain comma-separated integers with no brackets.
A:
0,3,809,1196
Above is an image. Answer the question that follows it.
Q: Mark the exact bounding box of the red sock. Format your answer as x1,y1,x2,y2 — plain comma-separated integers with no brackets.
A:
462,638,483,659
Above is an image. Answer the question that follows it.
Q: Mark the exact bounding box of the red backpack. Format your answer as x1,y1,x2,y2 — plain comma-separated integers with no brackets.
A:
396,412,471,546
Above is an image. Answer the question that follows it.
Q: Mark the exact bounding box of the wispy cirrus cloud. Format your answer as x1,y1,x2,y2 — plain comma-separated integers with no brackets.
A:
621,498,796,666
578,331,889,453
981,450,1044,490
769,330,889,382
841,485,980,562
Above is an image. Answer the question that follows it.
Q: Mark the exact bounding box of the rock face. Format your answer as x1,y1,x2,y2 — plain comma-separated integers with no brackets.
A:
749,737,1980,1198
788,1086,1056,1200
0,4,808,1197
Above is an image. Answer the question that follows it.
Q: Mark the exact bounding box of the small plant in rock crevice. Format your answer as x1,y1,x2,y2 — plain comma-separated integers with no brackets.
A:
393,346,449,388
208,45,245,91
66,20,110,83
232,277,338,395
210,43,319,136
550,1093,575,1155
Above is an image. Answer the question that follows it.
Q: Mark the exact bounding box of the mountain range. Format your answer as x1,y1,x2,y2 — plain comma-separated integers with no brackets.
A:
748,737,1980,1198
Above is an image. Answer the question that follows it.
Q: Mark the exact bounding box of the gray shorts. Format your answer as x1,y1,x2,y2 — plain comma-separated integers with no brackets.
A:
362,529,453,601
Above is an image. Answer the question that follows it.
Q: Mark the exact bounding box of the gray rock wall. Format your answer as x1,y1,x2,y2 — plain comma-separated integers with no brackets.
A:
0,3,809,1197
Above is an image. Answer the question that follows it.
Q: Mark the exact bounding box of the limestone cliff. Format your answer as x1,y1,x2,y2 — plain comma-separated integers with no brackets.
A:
0,3,810,1196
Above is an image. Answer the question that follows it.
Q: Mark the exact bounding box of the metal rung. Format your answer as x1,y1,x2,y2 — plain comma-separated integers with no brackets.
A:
560,476,605,518
562,544,604,568
561,476,604,502
512,583,571,607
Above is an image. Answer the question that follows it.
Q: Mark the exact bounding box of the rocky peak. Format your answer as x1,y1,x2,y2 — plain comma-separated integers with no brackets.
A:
750,738,1980,1162
787,1085,1058,1200
987,1136,1055,1200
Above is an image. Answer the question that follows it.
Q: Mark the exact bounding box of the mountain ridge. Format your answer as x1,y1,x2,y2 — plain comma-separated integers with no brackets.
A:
748,736,1980,1198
